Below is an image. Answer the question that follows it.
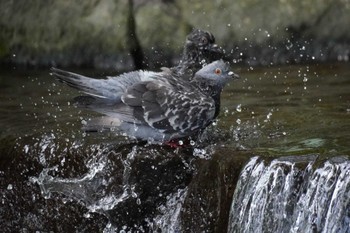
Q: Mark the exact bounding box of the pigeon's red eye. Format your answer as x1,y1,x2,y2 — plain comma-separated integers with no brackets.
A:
215,68,221,75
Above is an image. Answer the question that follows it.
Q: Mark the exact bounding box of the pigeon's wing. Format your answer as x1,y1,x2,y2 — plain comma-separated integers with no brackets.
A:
50,67,156,101
73,95,146,125
122,80,216,135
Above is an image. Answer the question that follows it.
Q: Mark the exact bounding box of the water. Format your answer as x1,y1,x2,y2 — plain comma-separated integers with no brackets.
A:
228,155,350,233
0,63,349,231
1,63,349,153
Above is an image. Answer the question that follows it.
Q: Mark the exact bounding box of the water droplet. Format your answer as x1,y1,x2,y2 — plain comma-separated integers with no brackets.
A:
7,184,13,190
178,140,183,146
61,157,66,166
266,112,272,120
236,104,242,112
236,119,241,124
24,145,29,153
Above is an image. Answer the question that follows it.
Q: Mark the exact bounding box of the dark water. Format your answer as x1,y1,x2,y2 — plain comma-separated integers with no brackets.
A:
0,63,349,232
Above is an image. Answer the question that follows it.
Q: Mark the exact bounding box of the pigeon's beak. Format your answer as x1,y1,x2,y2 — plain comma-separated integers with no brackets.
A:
228,71,240,79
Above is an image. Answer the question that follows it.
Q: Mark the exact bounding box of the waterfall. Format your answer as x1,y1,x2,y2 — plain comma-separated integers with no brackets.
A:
228,155,350,233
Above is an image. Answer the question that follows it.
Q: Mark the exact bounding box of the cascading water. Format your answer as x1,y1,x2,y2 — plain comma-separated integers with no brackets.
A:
228,155,350,233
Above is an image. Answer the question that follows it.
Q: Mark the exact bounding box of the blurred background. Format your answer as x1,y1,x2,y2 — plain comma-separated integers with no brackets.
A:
0,0,349,69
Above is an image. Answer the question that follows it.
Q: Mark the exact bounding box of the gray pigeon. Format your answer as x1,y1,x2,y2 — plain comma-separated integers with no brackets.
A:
51,60,239,142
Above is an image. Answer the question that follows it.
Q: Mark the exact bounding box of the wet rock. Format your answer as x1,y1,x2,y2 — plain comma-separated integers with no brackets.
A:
180,149,252,232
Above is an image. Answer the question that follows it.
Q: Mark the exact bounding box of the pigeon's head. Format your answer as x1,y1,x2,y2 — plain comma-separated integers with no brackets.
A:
184,29,224,63
194,60,239,88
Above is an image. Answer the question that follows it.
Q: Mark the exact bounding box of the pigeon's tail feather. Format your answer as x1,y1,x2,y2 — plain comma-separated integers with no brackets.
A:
82,117,173,142
51,67,92,90
50,67,112,99
73,96,145,125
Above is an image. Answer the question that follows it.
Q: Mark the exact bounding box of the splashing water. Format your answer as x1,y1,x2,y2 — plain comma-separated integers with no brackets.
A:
32,145,138,212
150,188,188,232
28,140,196,231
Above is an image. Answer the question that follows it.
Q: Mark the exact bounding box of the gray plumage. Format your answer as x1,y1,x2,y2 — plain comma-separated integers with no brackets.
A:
51,60,239,142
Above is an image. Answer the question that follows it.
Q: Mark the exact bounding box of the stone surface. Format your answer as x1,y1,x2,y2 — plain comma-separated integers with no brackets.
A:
0,0,349,68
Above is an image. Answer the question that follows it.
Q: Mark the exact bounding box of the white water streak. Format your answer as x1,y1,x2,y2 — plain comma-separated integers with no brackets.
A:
228,156,350,233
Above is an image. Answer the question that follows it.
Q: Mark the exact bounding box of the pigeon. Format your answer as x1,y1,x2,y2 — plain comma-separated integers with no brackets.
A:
172,29,224,78
50,60,239,143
